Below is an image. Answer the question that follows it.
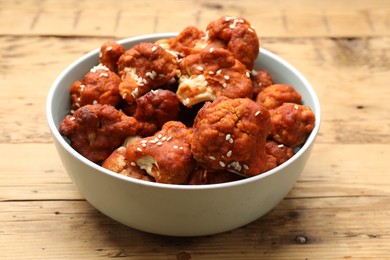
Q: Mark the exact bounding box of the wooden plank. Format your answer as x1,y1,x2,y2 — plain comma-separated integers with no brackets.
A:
1,143,388,201
1,0,390,37
0,143,82,201
0,196,389,259
2,36,389,144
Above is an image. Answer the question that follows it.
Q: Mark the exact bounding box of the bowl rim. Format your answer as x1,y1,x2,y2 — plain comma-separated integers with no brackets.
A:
46,33,321,191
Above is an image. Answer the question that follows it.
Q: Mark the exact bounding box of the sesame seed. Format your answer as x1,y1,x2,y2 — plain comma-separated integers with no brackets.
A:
246,71,250,77
278,144,284,148
99,72,109,77
243,164,249,170
226,150,232,157
166,136,172,141
157,134,162,139
173,145,179,149
122,93,127,99
106,46,113,51
130,162,136,166
251,70,257,76
151,89,159,95
210,47,214,53
157,142,163,146
219,161,226,167
222,83,227,88
69,117,75,121
183,98,190,106
294,105,299,110
131,88,139,98
216,69,222,75
228,138,233,144
149,138,158,144
228,161,241,172
151,46,158,52
70,110,75,114
179,147,183,150
136,147,142,152
248,28,254,33
80,85,85,92
136,82,144,86
225,134,231,141
75,103,80,107
224,75,230,80
90,64,109,73
255,110,261,116
209,156,216,160
258,82,263,87
142,143,147,147
161,136,167,141
196,66,204,71
92,100,98,105
208,71,215,75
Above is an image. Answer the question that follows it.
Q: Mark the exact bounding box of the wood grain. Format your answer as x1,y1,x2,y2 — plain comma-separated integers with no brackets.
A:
1,0,390,259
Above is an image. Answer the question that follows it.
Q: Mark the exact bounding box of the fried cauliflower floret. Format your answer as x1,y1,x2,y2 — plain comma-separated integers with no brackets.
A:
98,41,126,72
251,70,274,97
265,140,294,166
133,89,181,136
269,103,315,147
176,47,252,107
156,26,206,57
70,64,121,111
191,97,271,177
256,84,302,110
124,121,195,184
102,146,154,182
117,42,180,104
206,16,259,70
59,104,138,163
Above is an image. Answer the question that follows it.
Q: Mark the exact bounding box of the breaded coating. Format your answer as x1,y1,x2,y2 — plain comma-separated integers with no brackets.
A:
117,42,179,104
191,97,271,177
176,47,252,107
251,70,274,97
156,26,206,57
102,146,154,182
98,41,126,72
256,84,302,110
265,140,294,166
270,103,315,147
59,104,138,163
206,16,259,70
70,64,121,111
133,89,181,136
125,121,195,184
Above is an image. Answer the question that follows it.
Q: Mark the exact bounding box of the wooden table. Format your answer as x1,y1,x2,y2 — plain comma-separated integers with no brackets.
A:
1,0,389,259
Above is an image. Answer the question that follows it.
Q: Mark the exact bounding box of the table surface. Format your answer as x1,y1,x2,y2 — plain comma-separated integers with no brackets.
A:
1,0,390,259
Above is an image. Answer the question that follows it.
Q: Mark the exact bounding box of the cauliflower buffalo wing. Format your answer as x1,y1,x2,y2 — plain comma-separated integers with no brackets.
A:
191,97,270,177
269,103,315,147
59,104,138,163
70,64,122,111
176,47,252,107
124,121,195,184
117,42,180,104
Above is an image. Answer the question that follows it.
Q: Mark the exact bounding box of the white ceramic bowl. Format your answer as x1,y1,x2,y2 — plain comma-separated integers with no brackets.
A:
46,33,321,236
